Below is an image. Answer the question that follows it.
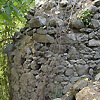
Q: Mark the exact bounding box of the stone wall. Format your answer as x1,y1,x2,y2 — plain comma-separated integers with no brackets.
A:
6,0,100,100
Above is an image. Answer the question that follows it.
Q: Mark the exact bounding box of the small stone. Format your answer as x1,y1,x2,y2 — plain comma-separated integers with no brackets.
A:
71,77,80,84
31,61,37,70
94,0,100,7
20,28,25,33
89,68,94,76
60,0,68,7
53,98,62,100
35,75,40,80
34,42,41,50
40,65,48,72
93,13,100,19
95,72,100,81
37,27,47,34
94,52,100,59
98,6,100,12
40,46,48,51
90,6,98,14
76,65,89,76
80,75,91,80
77,34,88,43
62,83,72,94
74,72,78,77
91,19,100,28
62,90,74,100
73,80,89,91
27,30,34,36
44,51,52,58
70,18,85,29
61,82,68,86
49,18,56,27
67,33,76,41
29,9,35,16
88,39,100,46
33,34,55,43
48,28,56,35
42,2,55,11
89,32,95,39
80,28,93,33
65,68,74,76
37,58,46,64
29,16,46,28
74,59,85,65
68,46,80,60
63,76,69,81
25,47,32,54
25,14,33,21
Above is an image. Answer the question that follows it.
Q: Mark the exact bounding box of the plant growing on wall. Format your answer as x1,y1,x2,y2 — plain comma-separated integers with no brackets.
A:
80,9,93,26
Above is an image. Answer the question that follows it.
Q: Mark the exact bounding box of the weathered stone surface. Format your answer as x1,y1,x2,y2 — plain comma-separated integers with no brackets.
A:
90,6,98,14
33,34,55,43
20,72,34,86
61,89,74,100
53,98,62,100
80,28,93,33
7,0,100,100
95,72,100,81
77,34,88,43
11,67,19,80
91,19,100,28
73,80,89,91
76,65,89,76
63,83,72,94
60,0,68,7
49,18,56,27
89,68,94,76
65,68,74,76
13,51,22,66
70,18,85,29
88,39,100,46
29,16,46,28
37,27,47,34
93,13,100,19
68,46,80,60
94,0,100,7
76,85,100,100
89,31,95,39
94,52,100,59
42,1,56,11
67,33,76,41
48,28,56,35
70,77,80,84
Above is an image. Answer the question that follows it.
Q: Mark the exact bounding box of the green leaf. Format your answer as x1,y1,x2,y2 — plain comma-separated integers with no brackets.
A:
4,6,11,20
10,5,22,21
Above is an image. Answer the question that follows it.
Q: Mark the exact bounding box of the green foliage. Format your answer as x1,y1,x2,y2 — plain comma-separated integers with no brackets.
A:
0,0,35,23
0,50,9,100
81,9,93,26
0,0,35,100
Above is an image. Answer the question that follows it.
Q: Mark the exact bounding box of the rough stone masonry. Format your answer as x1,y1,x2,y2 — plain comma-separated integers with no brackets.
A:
5,0,100,100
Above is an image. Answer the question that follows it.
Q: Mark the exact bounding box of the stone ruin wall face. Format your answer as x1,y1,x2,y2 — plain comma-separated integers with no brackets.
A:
6,0,100,100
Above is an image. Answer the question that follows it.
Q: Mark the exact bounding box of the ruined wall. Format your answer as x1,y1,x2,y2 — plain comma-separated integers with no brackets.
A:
6,0,100,100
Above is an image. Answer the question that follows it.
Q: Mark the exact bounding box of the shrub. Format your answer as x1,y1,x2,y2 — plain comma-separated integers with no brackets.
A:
80,9,93,26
